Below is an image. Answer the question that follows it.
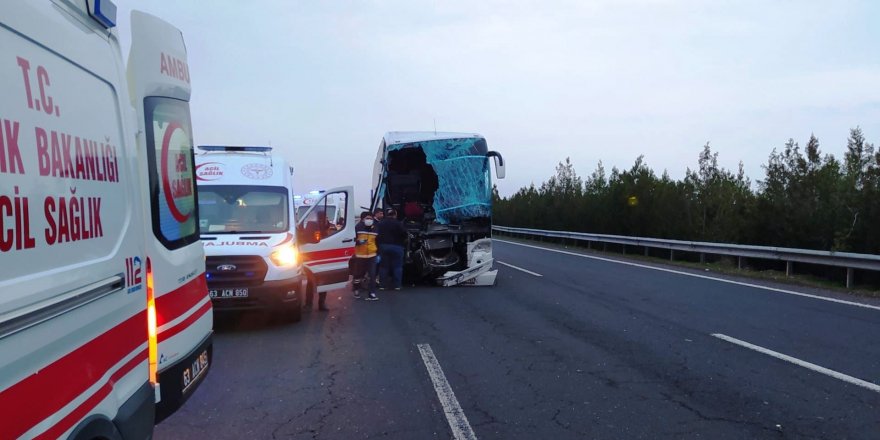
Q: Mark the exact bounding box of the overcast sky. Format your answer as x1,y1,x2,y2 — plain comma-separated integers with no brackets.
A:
116,0,880,200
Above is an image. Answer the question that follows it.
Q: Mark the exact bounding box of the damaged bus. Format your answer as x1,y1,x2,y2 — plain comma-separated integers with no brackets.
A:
369,132,506,286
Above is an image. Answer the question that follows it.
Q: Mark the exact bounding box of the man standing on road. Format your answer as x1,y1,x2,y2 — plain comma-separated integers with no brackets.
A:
372,208,385,288
353,211,379,301
377,208,406,291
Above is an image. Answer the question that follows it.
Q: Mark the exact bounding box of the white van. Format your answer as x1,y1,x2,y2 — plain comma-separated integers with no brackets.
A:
195,146,355,319
0,3,211,438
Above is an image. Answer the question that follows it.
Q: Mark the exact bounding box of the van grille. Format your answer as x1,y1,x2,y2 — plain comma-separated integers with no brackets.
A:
205,256,268,287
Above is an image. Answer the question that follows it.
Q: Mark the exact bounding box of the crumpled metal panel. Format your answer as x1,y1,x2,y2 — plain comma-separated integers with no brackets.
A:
387,138,490,224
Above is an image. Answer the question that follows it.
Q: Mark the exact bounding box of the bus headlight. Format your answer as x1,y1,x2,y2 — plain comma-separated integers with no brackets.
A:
270,244,298,267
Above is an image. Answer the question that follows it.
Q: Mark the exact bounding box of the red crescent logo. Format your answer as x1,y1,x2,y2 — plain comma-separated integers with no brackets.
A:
160,121,192,223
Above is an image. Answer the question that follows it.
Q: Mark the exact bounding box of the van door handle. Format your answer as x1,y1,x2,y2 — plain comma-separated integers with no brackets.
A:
342,239,354,243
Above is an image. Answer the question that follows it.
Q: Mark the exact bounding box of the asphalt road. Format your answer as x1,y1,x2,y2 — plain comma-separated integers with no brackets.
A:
155,240,880,439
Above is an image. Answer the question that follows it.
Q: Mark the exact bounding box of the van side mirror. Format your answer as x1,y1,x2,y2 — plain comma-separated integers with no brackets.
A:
487,151,505,179
297,221,321,244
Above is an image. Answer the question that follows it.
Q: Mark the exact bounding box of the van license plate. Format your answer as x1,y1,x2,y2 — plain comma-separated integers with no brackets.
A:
209,288,248,298
182,350,209,394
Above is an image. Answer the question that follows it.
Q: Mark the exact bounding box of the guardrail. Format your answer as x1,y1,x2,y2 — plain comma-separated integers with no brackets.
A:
492,225,880,288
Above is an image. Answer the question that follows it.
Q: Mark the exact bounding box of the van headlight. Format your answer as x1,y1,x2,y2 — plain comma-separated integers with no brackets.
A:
270,244,298,267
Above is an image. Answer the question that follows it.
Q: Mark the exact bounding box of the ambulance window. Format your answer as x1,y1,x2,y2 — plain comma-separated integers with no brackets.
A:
302,192,348,239
143,97,199,249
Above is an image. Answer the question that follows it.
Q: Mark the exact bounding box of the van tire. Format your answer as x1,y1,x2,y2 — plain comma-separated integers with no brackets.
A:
69,415,121,440
273,301,301,324
287,301,302,323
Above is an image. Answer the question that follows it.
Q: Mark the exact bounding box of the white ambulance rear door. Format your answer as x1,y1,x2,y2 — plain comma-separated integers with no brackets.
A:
127,10,212,419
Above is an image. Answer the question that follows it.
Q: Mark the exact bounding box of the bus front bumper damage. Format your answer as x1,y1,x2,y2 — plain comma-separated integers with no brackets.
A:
435,238,498,286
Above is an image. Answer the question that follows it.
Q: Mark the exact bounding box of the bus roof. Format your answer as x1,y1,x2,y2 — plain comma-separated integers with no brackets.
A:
383,131,483,146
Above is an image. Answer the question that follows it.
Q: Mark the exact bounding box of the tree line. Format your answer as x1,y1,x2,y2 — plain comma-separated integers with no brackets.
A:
492,127,880,255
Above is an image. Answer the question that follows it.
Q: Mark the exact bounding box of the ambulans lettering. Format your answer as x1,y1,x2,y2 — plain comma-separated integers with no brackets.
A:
43,191,103,245
16,56,60,117
145,97,198,247
195,162,223,181
202,241,269,247
1,56,116,255
160,121,194,222
0,119,25,175
35,128,119,182
159,52,190,84
0,186,36,252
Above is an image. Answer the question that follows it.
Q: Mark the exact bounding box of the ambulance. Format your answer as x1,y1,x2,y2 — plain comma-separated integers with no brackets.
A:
1,2,211,438
195,147,355,320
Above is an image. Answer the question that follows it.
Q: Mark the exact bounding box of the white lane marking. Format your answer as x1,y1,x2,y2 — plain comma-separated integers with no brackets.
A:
417,343,478,440
495,239,880,312
497,261,543,277
712,333,880,393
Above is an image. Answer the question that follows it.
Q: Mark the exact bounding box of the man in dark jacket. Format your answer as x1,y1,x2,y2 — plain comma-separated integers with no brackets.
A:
376,208,407,290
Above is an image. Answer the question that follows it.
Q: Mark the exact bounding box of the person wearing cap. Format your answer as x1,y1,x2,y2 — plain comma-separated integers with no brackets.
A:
376,208,406,290
352,211,379,301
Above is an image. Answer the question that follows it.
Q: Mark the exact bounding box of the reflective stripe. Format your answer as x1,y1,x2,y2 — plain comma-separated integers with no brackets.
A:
0,311,147,439
34,349,148,440
301,247,353,262
155,274,208,327
157,300,211,343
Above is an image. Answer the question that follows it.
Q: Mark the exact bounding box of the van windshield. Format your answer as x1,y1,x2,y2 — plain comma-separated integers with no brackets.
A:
198,185,289,234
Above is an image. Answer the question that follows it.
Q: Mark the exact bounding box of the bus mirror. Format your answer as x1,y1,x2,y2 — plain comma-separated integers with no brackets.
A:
488,151,505,179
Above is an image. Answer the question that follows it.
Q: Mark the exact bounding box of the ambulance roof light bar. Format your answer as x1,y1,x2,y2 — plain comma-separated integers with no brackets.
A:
87,0,117,28
198,145,273,153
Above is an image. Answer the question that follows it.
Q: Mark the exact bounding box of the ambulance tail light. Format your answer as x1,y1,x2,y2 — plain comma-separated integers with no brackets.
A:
146,257,158,385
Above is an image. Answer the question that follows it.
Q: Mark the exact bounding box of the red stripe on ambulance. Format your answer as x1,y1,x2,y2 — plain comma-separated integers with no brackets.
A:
34,348,149,440
158,300,211,343
301,247,353,263
0,312,147,439
155,273,209,328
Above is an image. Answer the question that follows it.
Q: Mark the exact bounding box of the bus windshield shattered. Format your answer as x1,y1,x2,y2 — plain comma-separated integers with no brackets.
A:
371,132,505,286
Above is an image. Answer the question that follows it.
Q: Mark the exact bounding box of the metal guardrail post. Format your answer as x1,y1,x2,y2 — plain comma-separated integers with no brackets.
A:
846,268,854,288
786,261,793,277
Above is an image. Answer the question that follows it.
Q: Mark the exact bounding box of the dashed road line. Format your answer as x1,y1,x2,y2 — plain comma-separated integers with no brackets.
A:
497,261,543,277
417,343,478,440
712,333,880,393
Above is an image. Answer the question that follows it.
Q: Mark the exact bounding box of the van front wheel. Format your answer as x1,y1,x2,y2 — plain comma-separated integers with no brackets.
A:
277,299,302,323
